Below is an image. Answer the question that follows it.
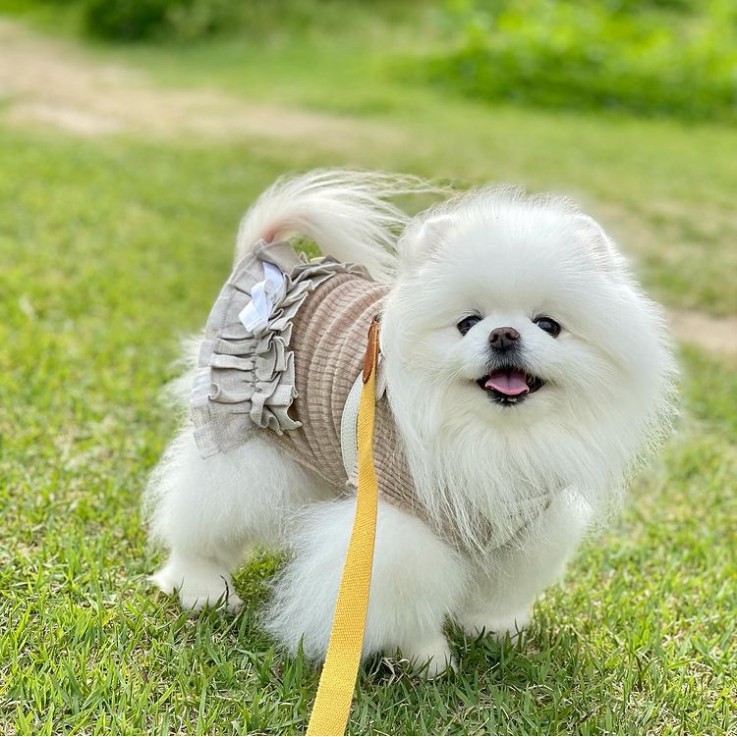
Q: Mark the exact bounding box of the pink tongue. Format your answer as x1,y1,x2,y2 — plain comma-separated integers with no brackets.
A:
485,370,529,396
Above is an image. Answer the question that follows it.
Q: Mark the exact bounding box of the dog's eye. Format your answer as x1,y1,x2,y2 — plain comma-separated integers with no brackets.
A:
457,315,482,336
533,316,561,337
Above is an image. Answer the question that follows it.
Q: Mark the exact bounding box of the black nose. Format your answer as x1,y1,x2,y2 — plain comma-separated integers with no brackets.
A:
489,326,520,351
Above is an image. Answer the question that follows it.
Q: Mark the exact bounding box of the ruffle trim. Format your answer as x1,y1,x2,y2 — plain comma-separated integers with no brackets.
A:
191,241,367,457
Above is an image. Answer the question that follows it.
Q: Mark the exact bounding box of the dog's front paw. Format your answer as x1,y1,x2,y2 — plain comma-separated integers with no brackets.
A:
461,610,530,642
174,578,244,613
400,635,456,678
150,557,243,613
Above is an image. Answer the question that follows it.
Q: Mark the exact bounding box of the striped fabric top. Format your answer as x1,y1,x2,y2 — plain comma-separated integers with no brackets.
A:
191,241,424,521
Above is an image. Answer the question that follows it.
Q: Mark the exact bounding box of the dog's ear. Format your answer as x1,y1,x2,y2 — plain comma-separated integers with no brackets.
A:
397,211,455,268
573,214,626,273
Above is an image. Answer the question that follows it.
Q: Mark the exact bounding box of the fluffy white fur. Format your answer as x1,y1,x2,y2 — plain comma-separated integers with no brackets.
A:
145,169,676,675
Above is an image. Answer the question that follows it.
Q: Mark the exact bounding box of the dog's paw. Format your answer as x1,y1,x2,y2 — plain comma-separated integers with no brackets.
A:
178,586,244,614
150,559,243,614
400,636,456,679
461,610,530,642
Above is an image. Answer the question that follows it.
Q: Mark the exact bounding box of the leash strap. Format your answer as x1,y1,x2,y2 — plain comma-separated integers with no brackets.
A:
306,316,381,736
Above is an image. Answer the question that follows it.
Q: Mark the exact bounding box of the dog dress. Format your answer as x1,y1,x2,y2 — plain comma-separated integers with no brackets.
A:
190,240,425,520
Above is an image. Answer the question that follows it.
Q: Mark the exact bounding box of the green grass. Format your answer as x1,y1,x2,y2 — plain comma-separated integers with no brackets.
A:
50,14,737,316
1,10,736,736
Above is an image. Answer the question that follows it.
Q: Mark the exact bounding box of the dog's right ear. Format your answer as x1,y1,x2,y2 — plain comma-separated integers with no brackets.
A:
397,211,455,268
572,214,627,274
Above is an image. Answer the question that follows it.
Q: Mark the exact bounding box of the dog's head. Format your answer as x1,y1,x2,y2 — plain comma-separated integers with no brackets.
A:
380,188,676,534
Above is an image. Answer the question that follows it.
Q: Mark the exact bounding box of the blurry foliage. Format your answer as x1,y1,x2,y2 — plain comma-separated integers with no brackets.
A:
83,0,236,41
10,0,737,122
79,0,419,43
424,0,737,121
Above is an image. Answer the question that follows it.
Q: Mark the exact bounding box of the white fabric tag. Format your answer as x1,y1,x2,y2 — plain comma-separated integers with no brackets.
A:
238,261,286,332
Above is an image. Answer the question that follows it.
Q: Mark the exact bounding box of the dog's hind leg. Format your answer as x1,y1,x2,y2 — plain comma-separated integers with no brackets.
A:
266,498,469,676
146,429,331,612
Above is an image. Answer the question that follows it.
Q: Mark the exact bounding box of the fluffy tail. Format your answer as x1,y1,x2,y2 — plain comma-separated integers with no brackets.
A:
235,169,442,283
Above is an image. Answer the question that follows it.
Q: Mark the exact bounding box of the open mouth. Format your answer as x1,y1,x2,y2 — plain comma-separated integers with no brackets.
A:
476,368,545,406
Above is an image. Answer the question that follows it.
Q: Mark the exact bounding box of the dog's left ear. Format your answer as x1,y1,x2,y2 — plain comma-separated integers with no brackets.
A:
397,211,455,268
573,214,626,273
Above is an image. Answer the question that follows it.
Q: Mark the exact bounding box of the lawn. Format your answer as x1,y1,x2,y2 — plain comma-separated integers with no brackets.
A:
0,6,735,735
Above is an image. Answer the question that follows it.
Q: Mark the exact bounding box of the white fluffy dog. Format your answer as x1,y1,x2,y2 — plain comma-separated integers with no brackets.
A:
145,170,676,675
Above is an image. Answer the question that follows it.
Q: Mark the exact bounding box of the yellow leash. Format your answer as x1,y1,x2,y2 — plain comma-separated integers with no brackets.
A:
306,316,381,737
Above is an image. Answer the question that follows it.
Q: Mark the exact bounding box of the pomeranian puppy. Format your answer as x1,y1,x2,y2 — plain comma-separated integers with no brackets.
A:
145,170,676,675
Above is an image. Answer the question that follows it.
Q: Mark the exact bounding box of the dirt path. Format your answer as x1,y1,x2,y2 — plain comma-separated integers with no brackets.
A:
0,19,401,150
1,19,735,360
667,309,737,359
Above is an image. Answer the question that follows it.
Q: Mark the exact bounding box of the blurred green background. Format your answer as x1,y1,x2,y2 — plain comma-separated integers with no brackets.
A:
1,1,735,735
8,0,737,120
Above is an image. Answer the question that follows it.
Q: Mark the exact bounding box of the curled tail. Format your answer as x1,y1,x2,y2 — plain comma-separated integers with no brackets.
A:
235,169,441,283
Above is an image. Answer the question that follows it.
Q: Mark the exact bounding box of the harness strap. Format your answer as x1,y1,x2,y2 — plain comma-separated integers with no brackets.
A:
340,354,385,483
340,373,363,485
306,316,381,736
